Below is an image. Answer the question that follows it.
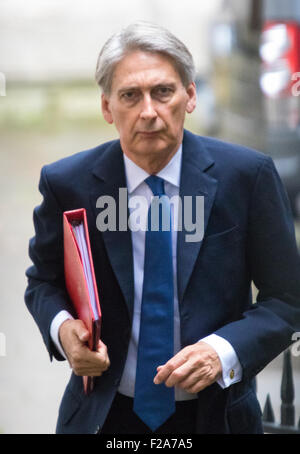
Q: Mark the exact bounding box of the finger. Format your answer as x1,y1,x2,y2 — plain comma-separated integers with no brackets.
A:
153,354,187,384
96,341,110,366
163,355,215,388
96,350,110,371
97,339,108,353
184,376,213,393
83,344,107,364
88,342,110,370
72,348,110,376
164,361,195,387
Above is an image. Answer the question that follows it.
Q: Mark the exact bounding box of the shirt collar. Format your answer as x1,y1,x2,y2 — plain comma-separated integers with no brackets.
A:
123,144,182,194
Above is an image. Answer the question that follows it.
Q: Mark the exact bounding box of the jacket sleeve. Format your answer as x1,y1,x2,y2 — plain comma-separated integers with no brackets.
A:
24,166,75,361
214,156,300,380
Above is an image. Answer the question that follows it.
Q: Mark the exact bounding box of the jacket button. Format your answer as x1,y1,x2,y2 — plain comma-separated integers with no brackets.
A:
94,425,101,434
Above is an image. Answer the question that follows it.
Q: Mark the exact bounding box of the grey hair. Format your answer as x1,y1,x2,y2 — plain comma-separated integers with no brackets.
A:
95,21,196,95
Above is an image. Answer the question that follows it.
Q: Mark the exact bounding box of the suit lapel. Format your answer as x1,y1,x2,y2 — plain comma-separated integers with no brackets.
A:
177,131,218,304
89,140,134,321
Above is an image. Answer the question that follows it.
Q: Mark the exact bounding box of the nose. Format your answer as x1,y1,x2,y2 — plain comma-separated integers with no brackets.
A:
140,94,158,121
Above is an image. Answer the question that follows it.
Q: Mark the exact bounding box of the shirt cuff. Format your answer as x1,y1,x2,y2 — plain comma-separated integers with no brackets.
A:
50,310,74,360
200,334,243,388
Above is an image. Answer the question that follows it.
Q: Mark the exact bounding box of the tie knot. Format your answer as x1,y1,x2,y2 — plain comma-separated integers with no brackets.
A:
145,175,165,196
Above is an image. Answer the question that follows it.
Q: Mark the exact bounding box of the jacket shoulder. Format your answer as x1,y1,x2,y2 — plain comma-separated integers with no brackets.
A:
42,139,118,183
184,131,271,180
197,134,267,165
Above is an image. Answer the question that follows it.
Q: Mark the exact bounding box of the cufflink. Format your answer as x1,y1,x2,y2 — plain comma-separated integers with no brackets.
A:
230,369,235,380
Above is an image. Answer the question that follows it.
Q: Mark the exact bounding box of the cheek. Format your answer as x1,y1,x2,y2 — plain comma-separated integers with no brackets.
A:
113,111,133,133
162,103,187,128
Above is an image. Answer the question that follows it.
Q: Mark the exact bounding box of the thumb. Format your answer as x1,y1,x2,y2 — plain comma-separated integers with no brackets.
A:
79,329,90,343
74,322,90,343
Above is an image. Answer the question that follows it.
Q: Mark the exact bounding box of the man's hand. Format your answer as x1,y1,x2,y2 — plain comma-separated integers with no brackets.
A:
59,319,110,377
153,341,222,393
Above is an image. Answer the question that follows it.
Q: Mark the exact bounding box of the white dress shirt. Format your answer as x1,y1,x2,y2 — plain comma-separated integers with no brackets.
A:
50,144,242,399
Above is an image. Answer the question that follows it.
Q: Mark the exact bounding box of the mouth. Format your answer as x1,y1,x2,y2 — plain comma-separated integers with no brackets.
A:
138,131,160,137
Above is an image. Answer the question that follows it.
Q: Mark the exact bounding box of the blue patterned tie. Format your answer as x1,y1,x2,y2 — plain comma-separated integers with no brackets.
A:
133,175,175,431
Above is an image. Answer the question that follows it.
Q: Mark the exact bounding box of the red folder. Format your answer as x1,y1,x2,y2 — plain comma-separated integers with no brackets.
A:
63,208,102,395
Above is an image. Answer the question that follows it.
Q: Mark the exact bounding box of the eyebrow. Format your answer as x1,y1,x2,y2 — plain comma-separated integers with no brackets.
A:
117,86,139,95
117,82,177,95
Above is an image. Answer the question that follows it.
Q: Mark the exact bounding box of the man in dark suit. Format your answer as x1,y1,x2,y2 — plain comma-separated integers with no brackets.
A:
25,22,300,434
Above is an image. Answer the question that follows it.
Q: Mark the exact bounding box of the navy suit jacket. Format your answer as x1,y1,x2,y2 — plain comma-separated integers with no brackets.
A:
25,130,300,434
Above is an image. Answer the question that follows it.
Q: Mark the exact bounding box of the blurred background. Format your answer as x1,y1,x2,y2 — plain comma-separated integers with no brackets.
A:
0,0,300,434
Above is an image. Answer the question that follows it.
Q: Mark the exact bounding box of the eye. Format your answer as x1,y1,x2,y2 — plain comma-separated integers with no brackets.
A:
152,86,174,100
158,87,171,94
121,90,139,102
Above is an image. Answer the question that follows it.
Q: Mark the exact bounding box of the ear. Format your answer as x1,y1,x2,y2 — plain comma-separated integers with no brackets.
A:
185,82,197,114
101,93,114,124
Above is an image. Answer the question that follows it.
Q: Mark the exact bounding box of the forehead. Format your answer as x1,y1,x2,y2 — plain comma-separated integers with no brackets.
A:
110,51,182,92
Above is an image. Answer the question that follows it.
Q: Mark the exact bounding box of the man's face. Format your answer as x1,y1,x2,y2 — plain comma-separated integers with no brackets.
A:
101,51,196,164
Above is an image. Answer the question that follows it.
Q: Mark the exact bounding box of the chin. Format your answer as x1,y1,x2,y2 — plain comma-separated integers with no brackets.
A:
138,143,168,156
139,135,172,151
